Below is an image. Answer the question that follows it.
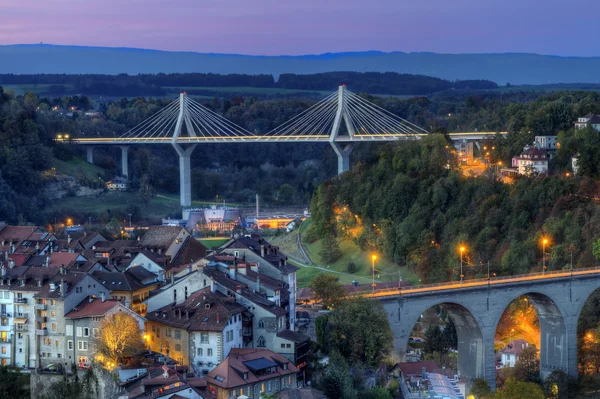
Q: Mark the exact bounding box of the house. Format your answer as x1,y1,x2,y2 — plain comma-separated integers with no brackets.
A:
92,268,161,315
453,140,474,165
534,136,558,151
116,365,209,399
127,250,169,281
499,339,532,367
145,287,245,374
574,114,600,131
220,235,298,329
65,295,145,369
106,176,128,191
274,329,311,381
0,224,43,253
205,348,298,399
513,146,549,176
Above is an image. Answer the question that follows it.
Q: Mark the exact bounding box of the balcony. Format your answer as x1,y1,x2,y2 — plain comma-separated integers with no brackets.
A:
36,328,47,336
15,313,27,319
0,338,11,344
242,328,252,337
14,324,28,332
36,316,47,323
15,298,27,304
35,304,47,311
0,312,11,318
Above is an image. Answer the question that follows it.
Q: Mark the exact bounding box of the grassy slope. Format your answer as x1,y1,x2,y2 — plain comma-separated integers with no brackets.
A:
52,157,107,180
198,238,230,249
1,84,74,95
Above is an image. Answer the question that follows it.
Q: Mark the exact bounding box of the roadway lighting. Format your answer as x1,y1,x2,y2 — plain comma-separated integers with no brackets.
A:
459,246,466,283
483,146,487,150
57,134,63,140
371,255,377,290
541,237,550,274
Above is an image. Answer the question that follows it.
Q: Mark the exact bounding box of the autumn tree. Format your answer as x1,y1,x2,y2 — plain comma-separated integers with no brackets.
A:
469,378,491,399
513,345,540,383
494,379,544,399
94,312,145,365
310,274,346,309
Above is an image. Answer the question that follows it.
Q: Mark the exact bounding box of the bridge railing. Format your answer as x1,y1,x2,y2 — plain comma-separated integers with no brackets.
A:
349,265,600,297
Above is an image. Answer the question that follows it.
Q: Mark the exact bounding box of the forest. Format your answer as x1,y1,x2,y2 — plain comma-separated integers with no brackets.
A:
0,71,497,97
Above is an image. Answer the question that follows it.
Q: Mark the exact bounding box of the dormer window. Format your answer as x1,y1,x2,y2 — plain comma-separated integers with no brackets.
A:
20,279,25,287
283,363,288,370
243,372,248,380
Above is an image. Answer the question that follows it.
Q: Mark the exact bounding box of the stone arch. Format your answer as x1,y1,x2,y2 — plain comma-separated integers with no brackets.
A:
391,299,485,381
492,291,569,380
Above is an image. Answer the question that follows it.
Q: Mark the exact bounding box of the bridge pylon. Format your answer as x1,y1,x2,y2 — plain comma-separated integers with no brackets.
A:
329,85,356,175
172,93,198,208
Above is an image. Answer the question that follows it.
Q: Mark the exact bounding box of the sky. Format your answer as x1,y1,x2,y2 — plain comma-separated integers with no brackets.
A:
1,0,599,56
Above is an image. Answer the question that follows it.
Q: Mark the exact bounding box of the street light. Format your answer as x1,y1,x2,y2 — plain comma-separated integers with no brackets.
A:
371,254,377,290
542,237,549,274
459,245,466,283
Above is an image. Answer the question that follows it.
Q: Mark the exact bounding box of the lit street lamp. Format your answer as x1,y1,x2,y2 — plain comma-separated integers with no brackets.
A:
371,254,377,291
459,245,466,283
542,237,549,274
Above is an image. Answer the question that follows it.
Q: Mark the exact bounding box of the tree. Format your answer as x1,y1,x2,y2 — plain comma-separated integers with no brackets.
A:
41,370,97,399
0,366,29,399
310,274,346,309
319,234,342,264
469,378,491,399
494,379,544,399
423,326,447,354
513,345,539,383
94,312,145,365
346,262,357,273
544,370,569,399
592,238,600,263
442,319,458,350
138,173,153,207
327,298,393,367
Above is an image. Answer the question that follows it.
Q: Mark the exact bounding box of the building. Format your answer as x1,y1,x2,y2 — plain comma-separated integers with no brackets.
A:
64,295,145,369
274,329,311,381
106,176,129,191
116,365,209,399
454,140,474,165
92,268,161,315
574,114,600,131
220,235,298,330
206,348,298,399
499,339,531,367
534,136,557,151
572,153,580,175
513,146,549,176
145,287,245,375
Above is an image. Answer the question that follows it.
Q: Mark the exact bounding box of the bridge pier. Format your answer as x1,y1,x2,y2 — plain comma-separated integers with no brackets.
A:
119,146,129,177
331,142,354,175
86,146,94,164
172,143,197,208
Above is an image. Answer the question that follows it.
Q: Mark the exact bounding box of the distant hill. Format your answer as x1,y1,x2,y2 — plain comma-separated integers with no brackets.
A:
3,44,600,85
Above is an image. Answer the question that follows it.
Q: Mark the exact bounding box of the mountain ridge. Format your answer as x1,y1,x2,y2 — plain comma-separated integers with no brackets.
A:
3,44,600,84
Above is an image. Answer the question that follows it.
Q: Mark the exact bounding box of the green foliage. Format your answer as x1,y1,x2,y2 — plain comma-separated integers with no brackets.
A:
326,298,393,367
544,370,569,399
346,261,357,273
493,379,544,399
319,235,342,264
513,345,540,383
360,386,393,399
0,366,29,399
310,274,346,309
40,373,97,399
592,238,600,263
423,325,447,354
470,378,491,399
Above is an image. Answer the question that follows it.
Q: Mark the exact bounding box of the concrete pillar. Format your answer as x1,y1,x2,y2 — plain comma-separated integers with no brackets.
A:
119,146,129,177
331,142,354,175
86,146,94,164
482,327,497,391
172,143,197,208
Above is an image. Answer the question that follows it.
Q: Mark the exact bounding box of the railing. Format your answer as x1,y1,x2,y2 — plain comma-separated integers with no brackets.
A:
15,313,27,318
15,298,27,304
0,338,10,343
35,304,47,310
36,328,47,336
36,316,47,323
1,312,11,318
347,266,600,298
14,325,28,331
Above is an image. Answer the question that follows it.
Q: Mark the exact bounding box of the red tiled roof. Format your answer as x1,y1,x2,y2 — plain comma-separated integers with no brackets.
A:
7,253,31,267
48,252,80,267
65,296,122,319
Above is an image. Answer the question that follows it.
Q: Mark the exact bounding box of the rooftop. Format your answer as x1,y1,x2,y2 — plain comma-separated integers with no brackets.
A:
65,296,123,319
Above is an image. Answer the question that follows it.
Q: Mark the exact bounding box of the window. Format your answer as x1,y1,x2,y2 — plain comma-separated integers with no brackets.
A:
286,344,291,348
184,287,188,300
257,336,266,347
50,311,56,318
1,347,6,354
281,344,285,349
76,327,82,337
93,328,98,338
267,381,272,392
173,290,177,302
1,318,6,326
55,340,59,348
200,333,208,344
175,330,181,340
51,323,57,332
66,325,73,336
258,319,265,329
3,292,8,299
43,338,51,346
83,328,90,337
51,300,56,306
17,333,23,340
207,348,213,357
197,348,202,356
78,356,87,365
175,344,181,351
78,341,88,351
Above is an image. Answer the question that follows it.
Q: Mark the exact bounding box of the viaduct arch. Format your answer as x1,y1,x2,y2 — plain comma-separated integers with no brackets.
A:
379,272,600,389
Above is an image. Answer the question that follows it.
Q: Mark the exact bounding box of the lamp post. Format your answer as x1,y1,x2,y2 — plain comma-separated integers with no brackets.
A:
459,246,466,283
542,238,549,274
371,255,377,291
128,213,132,228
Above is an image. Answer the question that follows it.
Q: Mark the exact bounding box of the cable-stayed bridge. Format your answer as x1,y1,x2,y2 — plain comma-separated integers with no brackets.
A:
61,86,506,207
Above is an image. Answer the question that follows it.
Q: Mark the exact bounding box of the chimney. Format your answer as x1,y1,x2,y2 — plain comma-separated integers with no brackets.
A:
59,265,64,275
8,259,14,269
210,277,215,293
45,255,50,267
235,285,242,294
229,264,235,280
185,310,189,319
67,235,71,244
89,296,94,303
1,267,5,277
60,279,66,296
260,245,265,258
216,312,220,324
255,274,260,294
171,273,175,286
238,265,247,275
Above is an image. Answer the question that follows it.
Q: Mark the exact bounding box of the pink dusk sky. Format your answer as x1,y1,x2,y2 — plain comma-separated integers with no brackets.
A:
1,0,599,56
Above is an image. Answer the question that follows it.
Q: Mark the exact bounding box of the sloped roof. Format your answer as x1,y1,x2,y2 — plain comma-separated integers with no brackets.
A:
170,237,207,267
206,348,298,389
276,329,310,344
65,296,122,319
0,226,41,243
393,360,438,376
140,226,183,249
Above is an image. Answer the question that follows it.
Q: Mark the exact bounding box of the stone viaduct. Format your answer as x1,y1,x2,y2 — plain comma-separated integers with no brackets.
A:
375,268,600,389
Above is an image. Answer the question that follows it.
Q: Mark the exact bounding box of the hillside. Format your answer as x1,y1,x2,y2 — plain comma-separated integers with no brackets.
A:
5,44,600,84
